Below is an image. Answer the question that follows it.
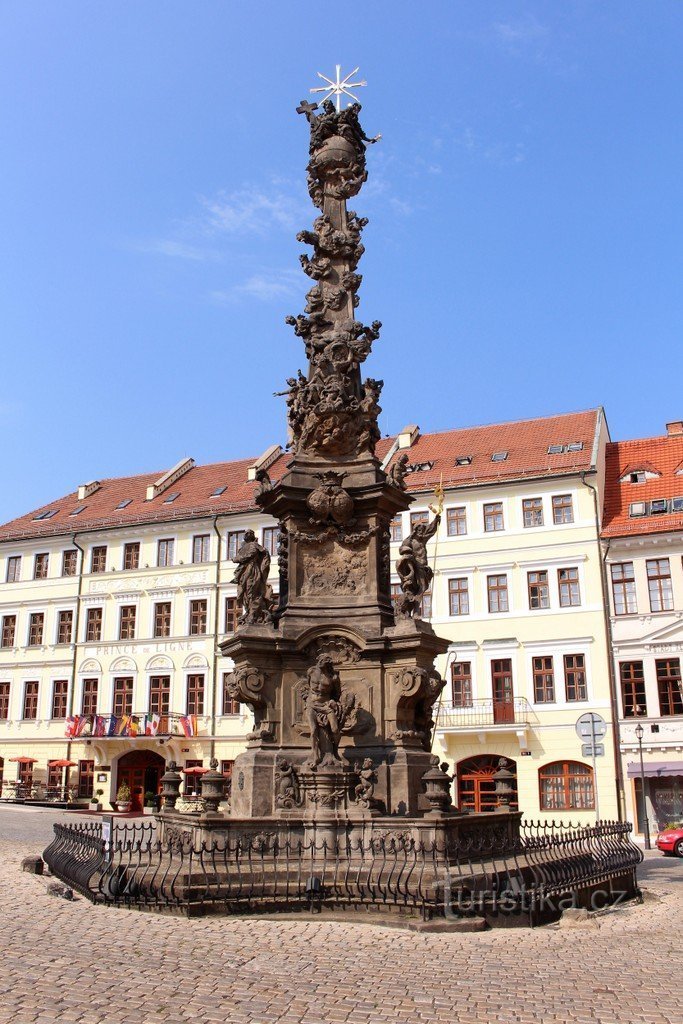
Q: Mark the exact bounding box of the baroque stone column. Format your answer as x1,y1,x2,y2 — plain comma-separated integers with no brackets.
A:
218,97,450,828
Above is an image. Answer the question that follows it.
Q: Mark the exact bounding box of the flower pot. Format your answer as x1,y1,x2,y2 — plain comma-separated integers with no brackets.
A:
116,801,132,813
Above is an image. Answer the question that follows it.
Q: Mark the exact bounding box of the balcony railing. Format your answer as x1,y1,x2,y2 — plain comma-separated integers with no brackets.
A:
65,712,198,739
435,698,536,730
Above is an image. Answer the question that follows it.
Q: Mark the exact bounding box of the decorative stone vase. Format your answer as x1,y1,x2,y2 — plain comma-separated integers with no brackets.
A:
200,760,226,814
160,761,182,810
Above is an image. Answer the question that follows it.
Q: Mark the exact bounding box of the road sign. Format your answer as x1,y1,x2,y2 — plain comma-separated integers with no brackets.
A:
581,743,605,758
575,712,607,740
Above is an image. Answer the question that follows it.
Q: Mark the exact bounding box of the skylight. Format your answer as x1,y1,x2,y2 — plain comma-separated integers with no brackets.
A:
547,445,564,455
405,461,434,474
628,497,683,518
491,451,508,463
33,509,59,521
211,486,227,497
68,506,85,517
567,442,584,453
455,456,472,466
163,492,180,504
116,499,132,510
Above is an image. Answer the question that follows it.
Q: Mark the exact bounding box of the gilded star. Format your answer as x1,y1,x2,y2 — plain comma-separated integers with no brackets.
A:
310,65,367,112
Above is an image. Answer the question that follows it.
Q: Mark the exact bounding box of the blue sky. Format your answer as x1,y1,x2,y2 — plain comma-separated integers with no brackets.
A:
1,2,682,523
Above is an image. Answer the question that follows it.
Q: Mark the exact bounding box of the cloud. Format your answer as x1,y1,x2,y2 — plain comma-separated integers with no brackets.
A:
494,15,549,47
211,268,301,304
134,239,217,261
199,186,305,236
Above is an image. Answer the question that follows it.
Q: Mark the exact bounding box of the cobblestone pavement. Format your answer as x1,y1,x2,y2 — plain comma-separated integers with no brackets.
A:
1,807,681,1024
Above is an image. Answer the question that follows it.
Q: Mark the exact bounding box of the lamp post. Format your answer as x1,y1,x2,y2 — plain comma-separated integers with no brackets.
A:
634,723,651,850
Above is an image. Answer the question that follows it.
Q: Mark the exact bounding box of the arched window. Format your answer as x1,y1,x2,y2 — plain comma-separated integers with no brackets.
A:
456,754,518,813
539,760,594,811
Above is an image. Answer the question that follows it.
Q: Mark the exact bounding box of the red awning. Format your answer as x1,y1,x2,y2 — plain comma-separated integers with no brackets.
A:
47,759,78,768
8,756,38,764
181,766,208,775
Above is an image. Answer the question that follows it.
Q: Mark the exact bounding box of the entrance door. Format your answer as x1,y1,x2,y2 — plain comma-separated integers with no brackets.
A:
492,659,515,724
457,755,518,813
116,750,165,812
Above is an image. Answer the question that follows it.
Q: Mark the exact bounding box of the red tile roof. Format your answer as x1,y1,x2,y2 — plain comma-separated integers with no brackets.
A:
0,409,602,543
603,433,683,538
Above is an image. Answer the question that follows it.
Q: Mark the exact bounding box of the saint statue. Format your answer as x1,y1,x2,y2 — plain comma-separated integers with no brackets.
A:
231,530,274,624
395,513,441,618
301,654,358,768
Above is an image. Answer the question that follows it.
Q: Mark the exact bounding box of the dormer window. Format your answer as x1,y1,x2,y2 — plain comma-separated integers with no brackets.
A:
630,472,646,484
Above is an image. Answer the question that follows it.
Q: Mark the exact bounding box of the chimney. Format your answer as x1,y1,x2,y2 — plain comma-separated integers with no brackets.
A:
145,457,195,500
247,444,282,482
397,424,420,450
78,481,100,500
666,421,683,437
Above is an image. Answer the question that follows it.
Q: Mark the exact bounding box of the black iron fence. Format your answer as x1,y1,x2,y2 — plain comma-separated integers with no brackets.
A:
42,818,642,924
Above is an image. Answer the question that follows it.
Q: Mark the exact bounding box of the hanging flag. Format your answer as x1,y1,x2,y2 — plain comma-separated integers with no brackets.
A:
107,715,118,737
93,715,106,737
179,715,193,738
115,715,130,736
147,714,161,737
65,716,78,738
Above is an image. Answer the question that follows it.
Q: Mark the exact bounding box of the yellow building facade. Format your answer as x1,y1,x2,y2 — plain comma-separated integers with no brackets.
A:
0,411,623,822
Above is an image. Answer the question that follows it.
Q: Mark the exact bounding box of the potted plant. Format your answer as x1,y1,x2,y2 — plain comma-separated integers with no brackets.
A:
143,790,157,815
89,788,104,812
115,781,132,813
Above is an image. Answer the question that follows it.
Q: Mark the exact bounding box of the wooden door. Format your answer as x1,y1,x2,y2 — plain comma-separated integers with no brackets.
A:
492,659,514,724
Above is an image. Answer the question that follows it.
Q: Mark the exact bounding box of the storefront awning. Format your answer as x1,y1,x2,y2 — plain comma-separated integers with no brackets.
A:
627,760,683,779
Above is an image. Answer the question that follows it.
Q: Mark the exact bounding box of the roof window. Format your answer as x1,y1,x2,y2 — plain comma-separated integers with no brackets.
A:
650,499,668,515
566,442,584,453
211,486,227,497
33,509,59,521
405,461,434,474
491,451,508,463
628,502,646,518
116,499,132,510
163,492,180,504
68,506,86,517
547,444,564,455
673,497,683,513
455,456,472,466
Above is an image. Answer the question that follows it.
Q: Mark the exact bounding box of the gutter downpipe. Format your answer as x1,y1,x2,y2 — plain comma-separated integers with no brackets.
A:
65,534,86,792
210,516,223,761
580,471,626,821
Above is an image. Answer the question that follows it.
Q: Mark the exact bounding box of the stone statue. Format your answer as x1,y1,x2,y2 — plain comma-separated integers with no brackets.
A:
357,377,383,452
301,653,358,768
388,453,409,490
395,513,441,618
274,756,302,808
254,468,272,501
353,758,377,808
231,530,274,624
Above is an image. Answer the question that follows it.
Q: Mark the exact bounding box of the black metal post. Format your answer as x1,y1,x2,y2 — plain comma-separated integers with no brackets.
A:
636,724,651,850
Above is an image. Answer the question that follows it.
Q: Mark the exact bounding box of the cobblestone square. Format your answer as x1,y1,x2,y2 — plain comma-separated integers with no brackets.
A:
1,808,681,1024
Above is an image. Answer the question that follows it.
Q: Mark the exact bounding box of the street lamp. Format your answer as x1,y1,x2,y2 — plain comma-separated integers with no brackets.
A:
634,723,651,850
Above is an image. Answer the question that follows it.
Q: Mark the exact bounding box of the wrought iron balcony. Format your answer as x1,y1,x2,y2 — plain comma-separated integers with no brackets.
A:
435,698,536,731
65,712,199,739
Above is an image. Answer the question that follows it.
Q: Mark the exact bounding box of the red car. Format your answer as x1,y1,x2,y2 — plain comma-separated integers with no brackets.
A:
656,825,683,856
